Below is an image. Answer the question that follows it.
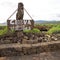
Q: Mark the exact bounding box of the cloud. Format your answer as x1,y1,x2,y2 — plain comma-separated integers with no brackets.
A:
0,1,16,8
0,0,60,23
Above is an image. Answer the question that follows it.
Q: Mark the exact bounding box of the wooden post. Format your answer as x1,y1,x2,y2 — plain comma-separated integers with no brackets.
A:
30,20,34,29
7,20,11,30
16,2,24,31
12,20,16,30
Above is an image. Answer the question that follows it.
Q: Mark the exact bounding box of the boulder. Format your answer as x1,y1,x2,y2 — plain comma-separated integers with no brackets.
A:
23,36,28,40
51,36,58,41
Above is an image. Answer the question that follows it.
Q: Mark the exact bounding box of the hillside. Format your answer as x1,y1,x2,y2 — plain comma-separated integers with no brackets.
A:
0,20,60,26
0,22,7,26
35,20,60,24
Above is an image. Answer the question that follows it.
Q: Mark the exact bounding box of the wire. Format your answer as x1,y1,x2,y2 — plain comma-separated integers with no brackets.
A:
7,8,34,20
7,8,18,20
24,8,34,20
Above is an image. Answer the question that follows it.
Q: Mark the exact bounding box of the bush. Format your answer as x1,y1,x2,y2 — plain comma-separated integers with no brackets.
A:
31,28,41,33
47,27,60,34
23,29,31,33
0,27,8,36
0,27,16,36
23,28,40,33
0,26,6,30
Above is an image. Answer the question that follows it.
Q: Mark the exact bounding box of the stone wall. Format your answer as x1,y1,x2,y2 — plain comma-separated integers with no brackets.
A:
0,41,60,56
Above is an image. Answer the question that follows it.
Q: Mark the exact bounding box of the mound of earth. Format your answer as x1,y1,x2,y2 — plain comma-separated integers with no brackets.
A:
0,31,60,44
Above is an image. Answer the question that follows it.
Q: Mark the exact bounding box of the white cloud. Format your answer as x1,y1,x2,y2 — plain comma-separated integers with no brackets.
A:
0,0,60,23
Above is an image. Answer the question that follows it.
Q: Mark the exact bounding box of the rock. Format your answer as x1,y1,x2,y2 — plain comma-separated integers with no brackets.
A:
28,40,38,44
46,35,50,38
32,35,35,38
51,36,58,41
0,39,11,44
22,39,27,44
4,40,11,43
28,34,35,40
33,36,38,40
56,34,60,36
38,37,47,42
45,35,51,42
44,36,49,42
44,38,48,42
38,37,43,42
24,36,28,40
0,39,4,44
17,32,24,38
55,38,58,41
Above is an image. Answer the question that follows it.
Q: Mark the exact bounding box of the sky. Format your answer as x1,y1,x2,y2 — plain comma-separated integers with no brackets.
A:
0,0,60,23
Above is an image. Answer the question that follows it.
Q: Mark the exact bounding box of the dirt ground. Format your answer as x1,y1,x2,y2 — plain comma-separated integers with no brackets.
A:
0,51,60,60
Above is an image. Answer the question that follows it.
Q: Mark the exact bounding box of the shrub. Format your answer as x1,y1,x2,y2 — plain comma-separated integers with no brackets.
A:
23,29,31,33
0,27,16,36
23,28,41,33
31,28,41,33
0,26,6,30
0,27,8,36
47,27,60,34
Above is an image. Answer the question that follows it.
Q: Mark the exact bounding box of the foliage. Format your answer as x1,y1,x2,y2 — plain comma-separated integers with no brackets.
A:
23,28,40,33
31,28,41,33
34,24,60,31
47,26,60,34
0,26,15,36
34,24,53,31
35,24,60,28
0,26,6,30
23,29,31,33
0,27,8,36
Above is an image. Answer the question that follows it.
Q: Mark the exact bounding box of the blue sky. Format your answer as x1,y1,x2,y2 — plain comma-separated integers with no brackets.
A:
0,0,60,23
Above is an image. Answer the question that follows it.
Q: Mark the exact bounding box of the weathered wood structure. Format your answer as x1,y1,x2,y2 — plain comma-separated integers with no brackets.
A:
7,2,34,31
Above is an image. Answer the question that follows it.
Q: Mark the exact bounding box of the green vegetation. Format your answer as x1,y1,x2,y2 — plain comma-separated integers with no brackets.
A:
23,28,40,33
23,29,31,33
0,26,6,30
35,24,60,28
0,27,8,36
47,25,60,34
31,28,41,33
0,22,60,36
0,26,15,36
21,23,60,34
35,23,60,34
